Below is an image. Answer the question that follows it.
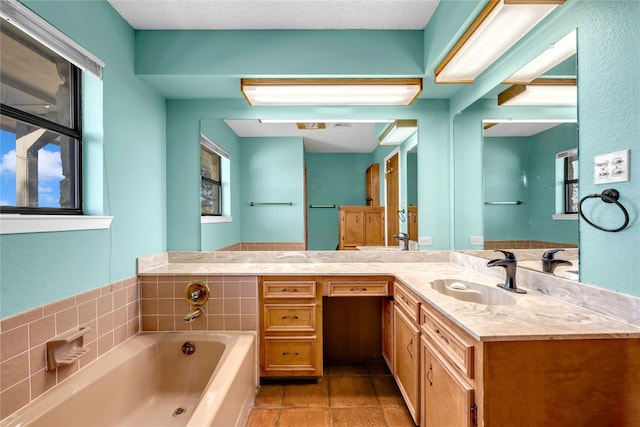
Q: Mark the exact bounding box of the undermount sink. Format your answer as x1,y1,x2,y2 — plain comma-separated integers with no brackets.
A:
431,279,517,306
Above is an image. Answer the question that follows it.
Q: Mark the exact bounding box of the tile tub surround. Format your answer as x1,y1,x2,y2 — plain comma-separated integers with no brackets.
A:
137,251,640,339
0,277,139,421
139,275,258,332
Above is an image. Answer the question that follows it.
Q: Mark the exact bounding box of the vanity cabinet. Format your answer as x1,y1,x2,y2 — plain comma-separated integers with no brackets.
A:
381,296,394,371
338,206,385,250
259,276,323,377
420,304,477,427
393,282,422,424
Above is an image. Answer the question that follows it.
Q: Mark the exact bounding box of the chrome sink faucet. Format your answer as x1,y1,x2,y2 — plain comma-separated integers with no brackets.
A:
487,250,526,294
541,249,573,274
394,232,410,251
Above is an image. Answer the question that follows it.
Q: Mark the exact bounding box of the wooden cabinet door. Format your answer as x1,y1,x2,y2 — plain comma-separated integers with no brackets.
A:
364,210,385,246
341,209,364,249
407,206,418,242
422,335,475,427
393,306,420,424
366,163,380,206
382,297,394,371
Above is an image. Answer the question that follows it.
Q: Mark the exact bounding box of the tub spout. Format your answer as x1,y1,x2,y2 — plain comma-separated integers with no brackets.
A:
184,306,205,323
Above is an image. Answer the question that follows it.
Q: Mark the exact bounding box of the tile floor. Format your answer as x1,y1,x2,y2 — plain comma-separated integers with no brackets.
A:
246,361,417,427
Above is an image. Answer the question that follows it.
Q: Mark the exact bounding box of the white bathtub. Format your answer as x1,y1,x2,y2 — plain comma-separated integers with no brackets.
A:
2,332,257,427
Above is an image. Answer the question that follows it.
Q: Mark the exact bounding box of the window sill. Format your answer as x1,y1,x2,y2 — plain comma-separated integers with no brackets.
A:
201,216,232,224
0,215,113,234
552,214,578,221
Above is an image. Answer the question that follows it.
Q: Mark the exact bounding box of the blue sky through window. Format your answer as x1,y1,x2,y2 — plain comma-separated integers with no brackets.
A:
0,129,62,207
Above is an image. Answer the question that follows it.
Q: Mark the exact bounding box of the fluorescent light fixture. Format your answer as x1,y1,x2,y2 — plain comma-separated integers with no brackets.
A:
241,78,422,106
378,120,417,145
505,29,577,83
435,0,565,84
258,119,395,124
498,78,576,106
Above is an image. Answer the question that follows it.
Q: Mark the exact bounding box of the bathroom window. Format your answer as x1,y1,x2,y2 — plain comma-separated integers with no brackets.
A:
0,19,82,214
556,148,578,215
201,136,229,216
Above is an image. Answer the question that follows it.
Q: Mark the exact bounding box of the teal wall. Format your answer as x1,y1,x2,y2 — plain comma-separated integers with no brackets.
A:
483,137,531,241
240,137,305,242
527,124,578,244
483,124,578,244
306,153,373,250
1,1,166,317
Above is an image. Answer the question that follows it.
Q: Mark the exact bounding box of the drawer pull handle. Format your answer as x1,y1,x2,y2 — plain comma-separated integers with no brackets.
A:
281,315,299,320
282,351,299,356
426,362,433,386
350,287,368,292
281,288,299,292
406,339,414,359
435,328,450,344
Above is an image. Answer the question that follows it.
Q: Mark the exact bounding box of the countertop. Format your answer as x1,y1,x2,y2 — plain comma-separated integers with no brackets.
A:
138,255,640,342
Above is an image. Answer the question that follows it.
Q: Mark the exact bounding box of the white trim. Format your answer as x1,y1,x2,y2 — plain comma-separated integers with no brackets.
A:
0,0,104,78
200,135,229,159
552,214,578,221
201,216,233,224
0,215,113,234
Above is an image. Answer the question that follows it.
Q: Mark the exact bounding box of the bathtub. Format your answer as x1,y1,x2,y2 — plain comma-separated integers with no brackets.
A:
2,332,257,427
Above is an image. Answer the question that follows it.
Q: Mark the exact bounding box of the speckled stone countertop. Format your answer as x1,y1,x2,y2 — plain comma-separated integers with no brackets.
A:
137,251,640,342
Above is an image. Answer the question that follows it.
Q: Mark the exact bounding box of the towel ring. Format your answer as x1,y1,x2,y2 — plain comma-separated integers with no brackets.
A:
578,188,629,232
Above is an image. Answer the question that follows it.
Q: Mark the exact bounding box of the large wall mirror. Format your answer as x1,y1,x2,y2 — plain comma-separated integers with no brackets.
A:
199,118,418,251
454,29,579,279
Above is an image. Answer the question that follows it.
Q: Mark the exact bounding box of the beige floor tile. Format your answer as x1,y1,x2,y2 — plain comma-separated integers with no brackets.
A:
383,406,417,427
254,384,284,407
372,375,406,407
332,407,387,427
245,408,279,427
278,407,330,427
281,379,329,407
329,375,379,407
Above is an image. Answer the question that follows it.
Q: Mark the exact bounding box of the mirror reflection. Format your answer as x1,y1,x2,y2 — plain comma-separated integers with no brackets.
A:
454,29,579,279
200,119,418,252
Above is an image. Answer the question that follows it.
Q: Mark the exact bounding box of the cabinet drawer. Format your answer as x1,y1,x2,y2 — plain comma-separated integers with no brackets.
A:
327,280,389,296
263,336,319,374
263,304,316,332
421,307,474,379
263,280,316,299
394,283,421,323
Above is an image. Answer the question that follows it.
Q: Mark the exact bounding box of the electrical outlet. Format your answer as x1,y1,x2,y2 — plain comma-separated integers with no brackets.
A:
594,149,630,184
418,236,432,246
469,236,484,246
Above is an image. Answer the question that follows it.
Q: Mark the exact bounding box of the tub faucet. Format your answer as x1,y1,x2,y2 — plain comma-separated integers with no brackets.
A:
394,232,410,251
542,249,573,274
487,250,526,294
184,306,204,323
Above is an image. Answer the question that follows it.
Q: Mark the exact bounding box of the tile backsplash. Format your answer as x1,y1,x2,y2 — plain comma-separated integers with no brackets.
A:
139,275,258,332
0,277,139,420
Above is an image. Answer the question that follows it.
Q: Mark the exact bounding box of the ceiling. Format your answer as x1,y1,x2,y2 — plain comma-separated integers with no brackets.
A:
107,0,440,30
107,1,571,151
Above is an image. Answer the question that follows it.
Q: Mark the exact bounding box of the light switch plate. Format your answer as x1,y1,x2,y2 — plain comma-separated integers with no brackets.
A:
594,149,630,184
418,236,432,246
469,236,484,246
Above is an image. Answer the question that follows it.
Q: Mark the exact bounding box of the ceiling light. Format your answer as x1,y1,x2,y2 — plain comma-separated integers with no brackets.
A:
379,120,417,145
241,78,422,106
504,29,576,84
498,78,576,106
435,0,565,84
